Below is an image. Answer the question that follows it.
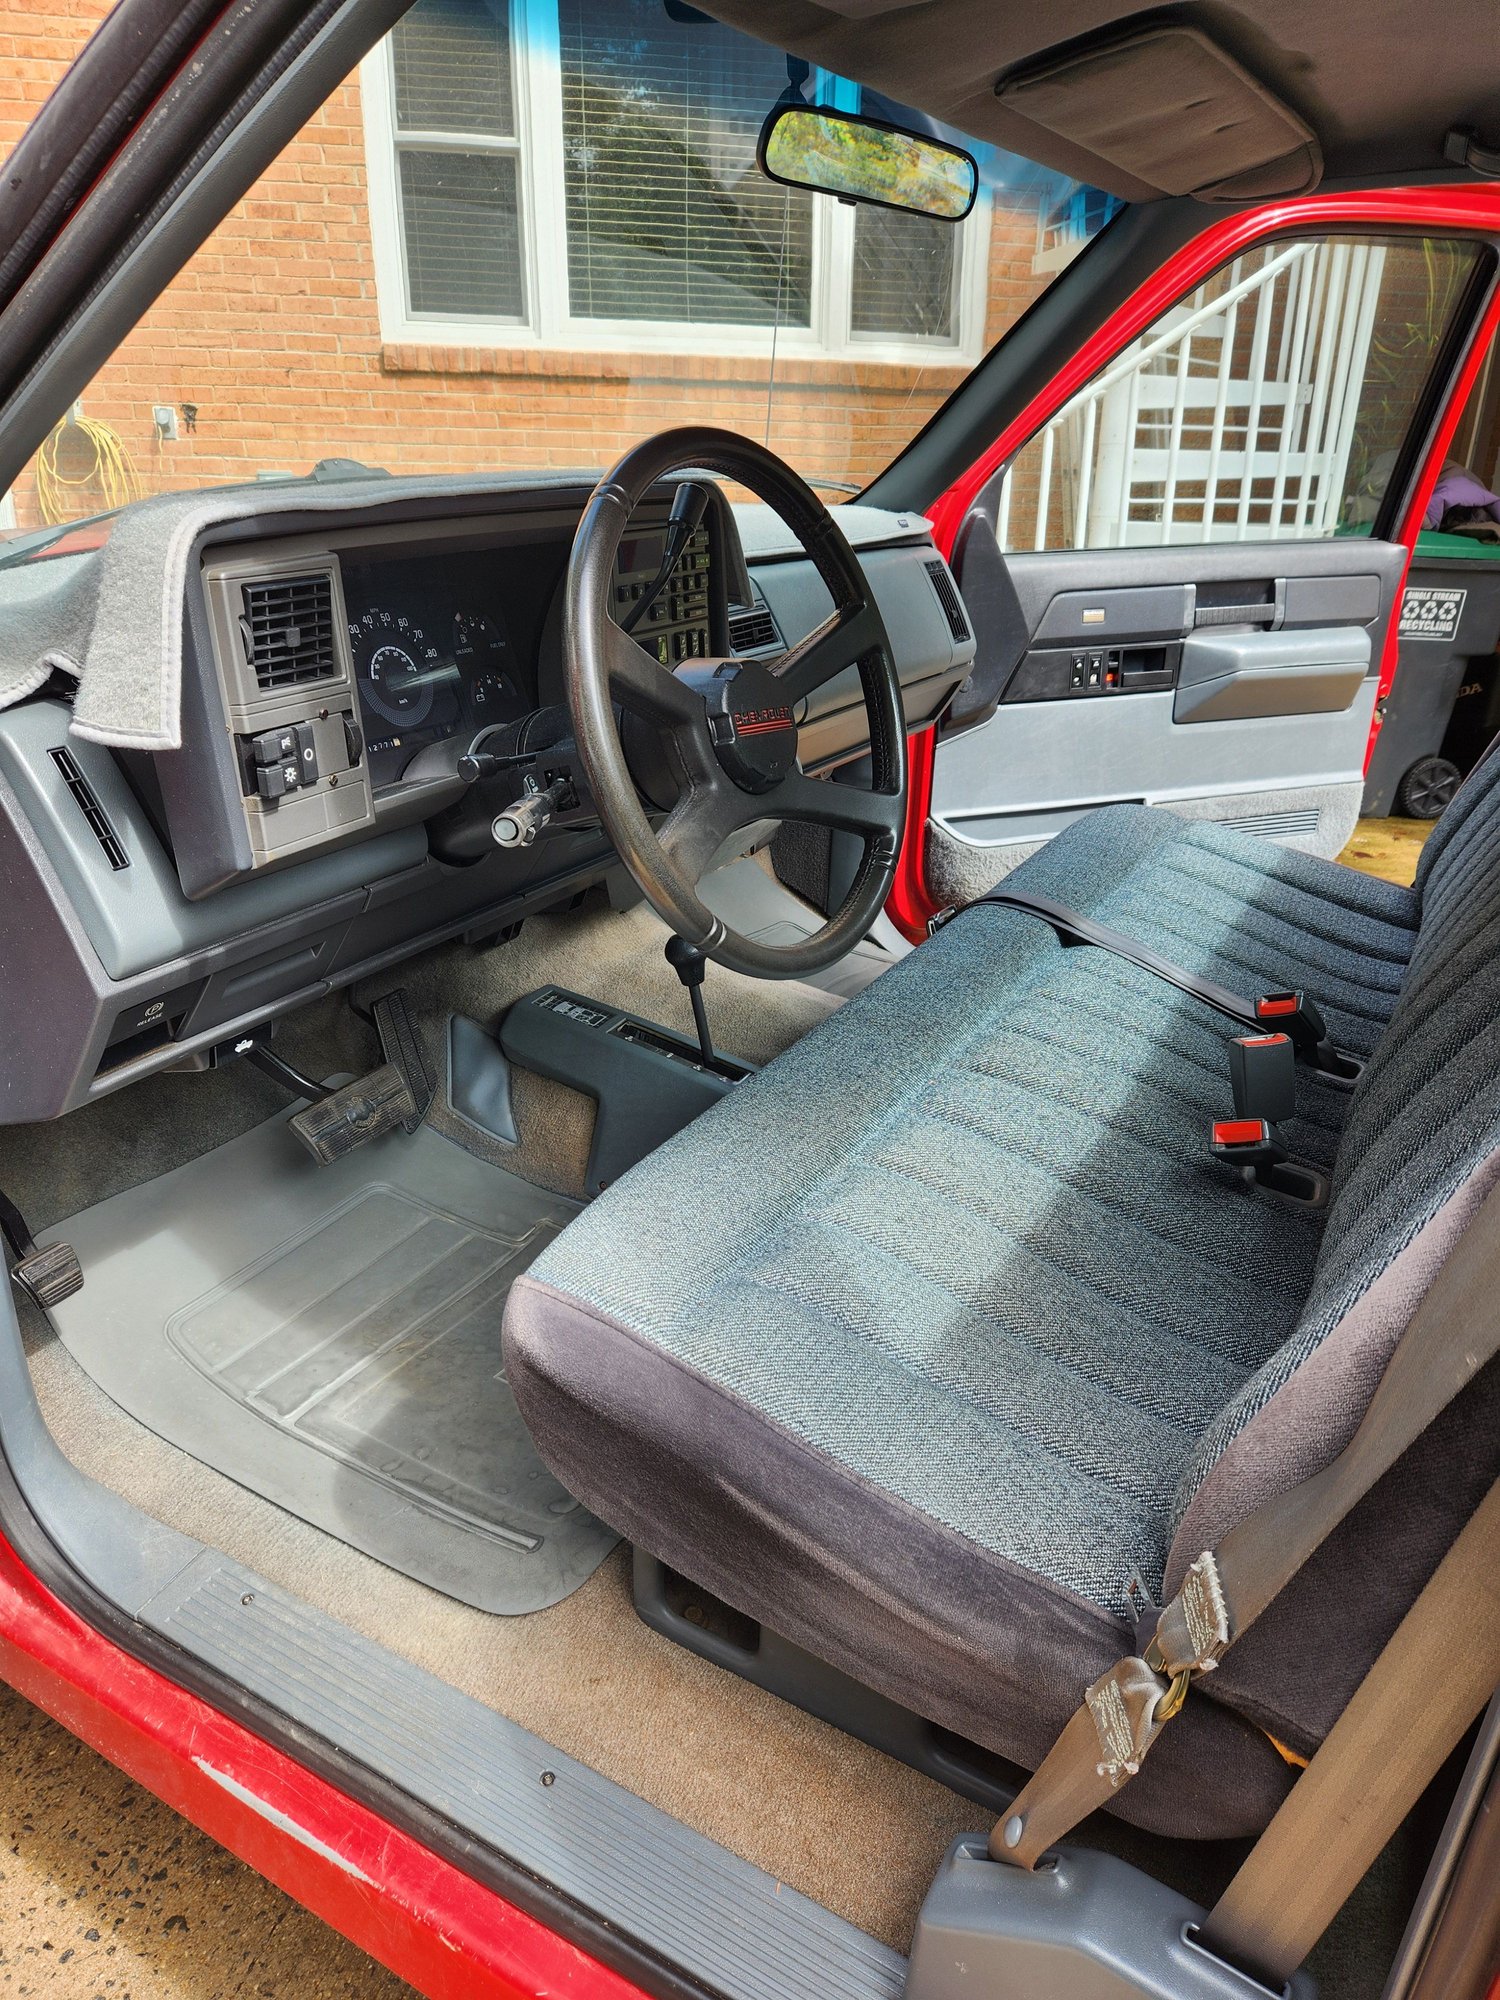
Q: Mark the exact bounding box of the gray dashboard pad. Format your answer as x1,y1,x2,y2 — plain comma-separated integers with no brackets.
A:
43,1110,617,1613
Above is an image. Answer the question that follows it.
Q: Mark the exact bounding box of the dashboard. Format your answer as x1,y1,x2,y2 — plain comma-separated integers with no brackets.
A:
0,474,974,1122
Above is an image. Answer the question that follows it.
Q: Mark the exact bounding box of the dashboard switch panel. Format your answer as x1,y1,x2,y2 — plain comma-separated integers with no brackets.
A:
204,548,376,872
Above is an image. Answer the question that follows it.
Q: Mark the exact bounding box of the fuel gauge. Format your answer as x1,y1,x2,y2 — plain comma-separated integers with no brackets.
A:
453,609,506,663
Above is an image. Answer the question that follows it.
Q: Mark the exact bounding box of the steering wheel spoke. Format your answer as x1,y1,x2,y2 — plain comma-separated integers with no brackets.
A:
766,767,905,848
604,617,706,729
768,599,885,706
659,774,750,881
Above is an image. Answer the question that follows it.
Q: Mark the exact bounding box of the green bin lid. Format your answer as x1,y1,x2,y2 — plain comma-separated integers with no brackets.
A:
1412,528,1500,562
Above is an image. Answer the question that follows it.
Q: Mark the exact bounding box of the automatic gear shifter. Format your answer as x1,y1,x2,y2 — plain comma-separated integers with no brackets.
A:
665,935,716,1066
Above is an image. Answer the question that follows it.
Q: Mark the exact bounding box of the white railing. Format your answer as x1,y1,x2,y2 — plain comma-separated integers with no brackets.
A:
996,239,1388,551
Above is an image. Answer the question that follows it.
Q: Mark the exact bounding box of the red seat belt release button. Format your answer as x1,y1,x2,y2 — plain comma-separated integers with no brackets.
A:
1254,989,1330,1061
1212,1118,1273,1150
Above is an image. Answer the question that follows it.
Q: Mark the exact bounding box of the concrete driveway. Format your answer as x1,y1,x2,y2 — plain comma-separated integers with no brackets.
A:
0,1680,413,1996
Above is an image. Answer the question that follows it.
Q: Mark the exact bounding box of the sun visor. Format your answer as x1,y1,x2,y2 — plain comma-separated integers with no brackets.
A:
996,23,1322,201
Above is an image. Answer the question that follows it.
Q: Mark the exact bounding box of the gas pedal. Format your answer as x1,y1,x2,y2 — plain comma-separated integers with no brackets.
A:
371,989,433,1134
289,1063,417,1166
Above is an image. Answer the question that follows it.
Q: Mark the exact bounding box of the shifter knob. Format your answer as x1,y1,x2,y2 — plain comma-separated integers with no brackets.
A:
664,934,708,986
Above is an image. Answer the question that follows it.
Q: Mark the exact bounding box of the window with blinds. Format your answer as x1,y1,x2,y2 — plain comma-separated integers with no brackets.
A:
850,207,955,338
379,0,982,344
391,0,525,320
557,0,812,327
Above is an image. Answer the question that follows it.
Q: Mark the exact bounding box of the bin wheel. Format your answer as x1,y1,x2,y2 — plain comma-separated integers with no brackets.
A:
1397,755,1462,820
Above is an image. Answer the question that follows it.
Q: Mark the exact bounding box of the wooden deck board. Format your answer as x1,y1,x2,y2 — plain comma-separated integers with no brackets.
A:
1337,817,1434,889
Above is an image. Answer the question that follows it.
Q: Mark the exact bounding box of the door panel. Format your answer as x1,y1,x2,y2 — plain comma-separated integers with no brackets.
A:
928,535,1404,898
918,221,1494,911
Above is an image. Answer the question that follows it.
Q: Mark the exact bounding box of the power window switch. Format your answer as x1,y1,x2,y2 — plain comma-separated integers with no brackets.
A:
1070,653,1088,689
257,760,300,802
1086,651,1104,687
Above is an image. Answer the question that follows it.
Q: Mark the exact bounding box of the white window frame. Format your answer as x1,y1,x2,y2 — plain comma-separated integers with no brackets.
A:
361,0,991,362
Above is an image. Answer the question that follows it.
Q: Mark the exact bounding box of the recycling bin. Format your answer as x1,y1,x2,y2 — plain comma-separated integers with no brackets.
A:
1362,531,1500,817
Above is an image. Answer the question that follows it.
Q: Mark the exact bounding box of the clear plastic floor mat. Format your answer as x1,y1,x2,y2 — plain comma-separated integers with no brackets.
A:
43,1110,616,1612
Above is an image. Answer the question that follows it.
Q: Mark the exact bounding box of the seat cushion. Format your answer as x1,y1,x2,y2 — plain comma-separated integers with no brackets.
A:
504,799,1497,1841
507,869,1327,1836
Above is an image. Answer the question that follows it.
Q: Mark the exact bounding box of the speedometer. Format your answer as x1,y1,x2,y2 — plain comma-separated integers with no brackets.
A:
348,609,441,727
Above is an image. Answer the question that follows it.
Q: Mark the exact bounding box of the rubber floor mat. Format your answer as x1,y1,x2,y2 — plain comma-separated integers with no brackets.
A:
43,1111,617,1612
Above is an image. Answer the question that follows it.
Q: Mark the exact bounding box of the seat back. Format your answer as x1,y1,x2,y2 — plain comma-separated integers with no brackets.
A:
1165,751,1500,1739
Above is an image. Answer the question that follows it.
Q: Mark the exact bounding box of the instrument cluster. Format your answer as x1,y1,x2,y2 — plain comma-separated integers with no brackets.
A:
342,553,531,789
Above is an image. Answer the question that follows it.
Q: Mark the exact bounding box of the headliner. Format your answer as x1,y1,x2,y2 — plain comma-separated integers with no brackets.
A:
696,0,1500,201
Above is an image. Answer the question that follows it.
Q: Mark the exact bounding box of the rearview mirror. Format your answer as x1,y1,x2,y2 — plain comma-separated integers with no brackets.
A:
757,104,978,222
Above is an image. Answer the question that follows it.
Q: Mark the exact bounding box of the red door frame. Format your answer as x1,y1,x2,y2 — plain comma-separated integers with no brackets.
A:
887,182,1500,939
0,1530,648,1998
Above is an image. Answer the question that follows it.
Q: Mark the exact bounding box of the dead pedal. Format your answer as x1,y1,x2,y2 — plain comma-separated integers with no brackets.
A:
371,989,434,1134
13,1240,85,1310
289,1063,417,1166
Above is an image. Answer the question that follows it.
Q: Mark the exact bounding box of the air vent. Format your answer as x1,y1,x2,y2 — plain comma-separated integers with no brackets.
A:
1217,807,1321,841
49,747,128,869
239,572,338,691
728,602,781,653
924,558,971,643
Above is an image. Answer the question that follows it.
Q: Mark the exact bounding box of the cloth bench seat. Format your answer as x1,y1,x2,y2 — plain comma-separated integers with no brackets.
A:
505,779,1500,1841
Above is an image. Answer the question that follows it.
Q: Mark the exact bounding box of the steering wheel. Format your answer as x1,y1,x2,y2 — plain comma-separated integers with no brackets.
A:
565,427,907,980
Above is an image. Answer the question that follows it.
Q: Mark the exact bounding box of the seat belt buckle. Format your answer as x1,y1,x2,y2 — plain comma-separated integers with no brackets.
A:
1229,1032,1296,1127
1210,1117,1286,1179
927,906,958,936
1210,1117,1327,1206
1253,989,1327,1053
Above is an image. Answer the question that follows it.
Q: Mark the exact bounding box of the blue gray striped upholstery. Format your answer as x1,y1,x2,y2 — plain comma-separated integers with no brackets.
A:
505,759,1500,1840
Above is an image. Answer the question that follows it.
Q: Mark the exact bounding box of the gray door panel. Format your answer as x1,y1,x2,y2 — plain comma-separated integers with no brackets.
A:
1173,626,1370,723
931,533,1406,889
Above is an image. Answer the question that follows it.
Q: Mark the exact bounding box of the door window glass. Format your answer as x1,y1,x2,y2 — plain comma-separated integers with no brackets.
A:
993,235,1486,552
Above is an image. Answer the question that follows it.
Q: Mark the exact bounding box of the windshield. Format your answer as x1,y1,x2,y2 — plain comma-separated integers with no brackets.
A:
1,0,1120,538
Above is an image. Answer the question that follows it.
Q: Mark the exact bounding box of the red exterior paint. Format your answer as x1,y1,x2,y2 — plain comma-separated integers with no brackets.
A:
0,1530,645,2000
886,182,1500,938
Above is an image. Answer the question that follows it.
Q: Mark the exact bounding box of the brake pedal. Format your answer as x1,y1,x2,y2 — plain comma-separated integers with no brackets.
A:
289,1063,417,1165
12,1240,84,1310
0,1187,84,1310
371,989,434,1133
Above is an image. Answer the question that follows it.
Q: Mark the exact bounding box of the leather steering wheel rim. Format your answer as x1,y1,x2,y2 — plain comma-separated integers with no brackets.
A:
564,426,907,981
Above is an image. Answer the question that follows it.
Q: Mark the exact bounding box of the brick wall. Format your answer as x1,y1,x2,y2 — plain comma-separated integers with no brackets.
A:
0,4,1059,531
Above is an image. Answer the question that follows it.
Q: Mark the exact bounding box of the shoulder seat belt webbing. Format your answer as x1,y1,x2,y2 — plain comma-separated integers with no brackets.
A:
965,888,1264,1029
992,1171,1500,1874
1203,1480,1500,1991
957,888,1356,1074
